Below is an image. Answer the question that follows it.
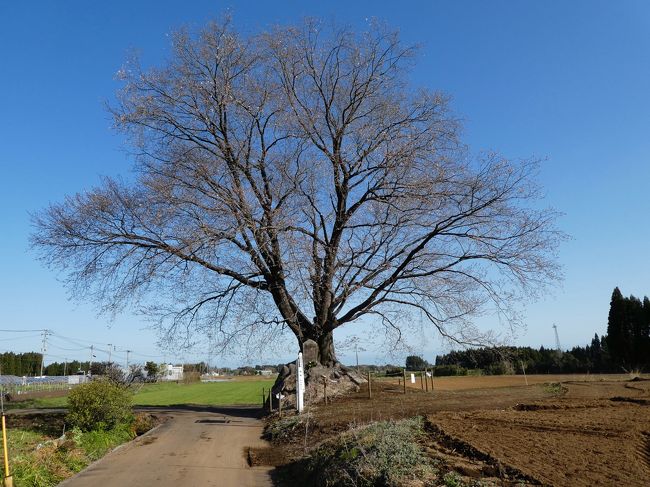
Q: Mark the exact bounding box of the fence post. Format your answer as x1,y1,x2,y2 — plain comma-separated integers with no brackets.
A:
268,388,273,412
403,369,407,394
420,371,424,390
424,369,429,392
262,388,266,410
323,376,328,404
521,360,528,386
367,372,372,399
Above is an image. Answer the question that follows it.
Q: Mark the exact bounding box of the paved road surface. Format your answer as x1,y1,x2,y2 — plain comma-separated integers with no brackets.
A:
59,406,273,487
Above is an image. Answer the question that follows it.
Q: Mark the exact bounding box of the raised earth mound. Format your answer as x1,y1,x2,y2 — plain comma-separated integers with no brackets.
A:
269,339,366,408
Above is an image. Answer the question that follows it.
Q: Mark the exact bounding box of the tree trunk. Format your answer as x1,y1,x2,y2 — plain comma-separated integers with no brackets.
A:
317,330,337,367
270,328,364,409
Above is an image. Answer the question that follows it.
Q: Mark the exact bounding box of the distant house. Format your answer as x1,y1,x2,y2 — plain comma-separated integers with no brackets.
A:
162,364,184,381
258,369,274,376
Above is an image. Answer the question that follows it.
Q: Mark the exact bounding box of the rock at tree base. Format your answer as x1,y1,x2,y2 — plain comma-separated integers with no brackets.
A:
270,361,365,409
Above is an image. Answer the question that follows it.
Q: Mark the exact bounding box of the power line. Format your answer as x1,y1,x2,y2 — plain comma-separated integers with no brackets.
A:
47,343,88,352
0,334,43,341
0,329,47,333
1,329,173,369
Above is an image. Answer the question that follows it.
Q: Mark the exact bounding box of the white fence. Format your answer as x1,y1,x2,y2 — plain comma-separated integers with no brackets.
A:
0,375,88,397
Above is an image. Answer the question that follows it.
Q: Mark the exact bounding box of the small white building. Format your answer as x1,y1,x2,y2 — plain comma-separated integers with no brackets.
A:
162,364,184,381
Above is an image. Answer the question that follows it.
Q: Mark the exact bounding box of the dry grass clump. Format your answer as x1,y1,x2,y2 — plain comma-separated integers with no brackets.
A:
278,417,438,487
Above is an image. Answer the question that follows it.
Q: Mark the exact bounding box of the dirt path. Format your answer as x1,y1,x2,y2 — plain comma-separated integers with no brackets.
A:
59,406,272,487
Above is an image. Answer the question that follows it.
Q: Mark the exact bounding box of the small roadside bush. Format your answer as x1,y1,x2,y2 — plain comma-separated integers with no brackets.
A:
67,379,133,431
264,414,304,441
485,361,512,375
131,412,155,436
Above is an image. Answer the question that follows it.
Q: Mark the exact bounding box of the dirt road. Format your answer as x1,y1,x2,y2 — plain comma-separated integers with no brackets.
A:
59,406,272,487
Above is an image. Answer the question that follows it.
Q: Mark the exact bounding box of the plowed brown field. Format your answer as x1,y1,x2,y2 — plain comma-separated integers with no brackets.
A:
300,374,650,486
428,379,650,486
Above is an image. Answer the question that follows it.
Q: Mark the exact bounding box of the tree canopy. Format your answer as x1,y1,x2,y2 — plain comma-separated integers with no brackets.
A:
32,18,562,364
606,287,650,369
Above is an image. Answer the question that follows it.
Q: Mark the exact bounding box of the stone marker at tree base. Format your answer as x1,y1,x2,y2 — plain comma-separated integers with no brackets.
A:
271,339,365,408
302,340,319,366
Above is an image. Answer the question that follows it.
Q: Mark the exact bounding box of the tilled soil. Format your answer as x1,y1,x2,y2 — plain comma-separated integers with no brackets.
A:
428,380,650,487
272,374,650,486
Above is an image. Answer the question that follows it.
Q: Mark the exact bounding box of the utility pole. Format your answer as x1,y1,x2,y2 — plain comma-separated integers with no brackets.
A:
63,358,68,376
552,324,562,356
125,350,131,370
107,344,113,365
355,344,359,372
89,345,94,376
39,330,50,377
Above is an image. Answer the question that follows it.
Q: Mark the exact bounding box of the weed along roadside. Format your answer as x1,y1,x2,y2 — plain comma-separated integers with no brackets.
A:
1,378,274,486
2,397,14,487
3,379,163,487
1,363,14,487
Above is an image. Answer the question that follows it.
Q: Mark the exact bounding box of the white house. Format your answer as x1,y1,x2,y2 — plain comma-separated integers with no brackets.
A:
162,364,184,381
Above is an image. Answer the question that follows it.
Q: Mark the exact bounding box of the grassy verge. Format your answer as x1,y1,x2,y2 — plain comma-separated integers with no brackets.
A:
7,423,136,487
6,378,276,410
5,395,68,410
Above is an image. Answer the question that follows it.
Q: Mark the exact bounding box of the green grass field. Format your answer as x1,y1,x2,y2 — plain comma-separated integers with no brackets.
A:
132,379,275,406
7,378,276,409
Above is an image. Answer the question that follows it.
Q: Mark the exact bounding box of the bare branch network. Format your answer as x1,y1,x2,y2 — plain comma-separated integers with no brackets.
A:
32,19,563,365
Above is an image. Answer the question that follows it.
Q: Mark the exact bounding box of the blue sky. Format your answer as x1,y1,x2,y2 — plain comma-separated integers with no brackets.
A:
1,1,649,368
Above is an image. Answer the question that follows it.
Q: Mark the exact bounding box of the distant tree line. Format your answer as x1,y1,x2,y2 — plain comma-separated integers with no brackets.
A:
0,353,134,377
434,287,650,375
434,338,609,375
0,352,43,376
43,360,117,376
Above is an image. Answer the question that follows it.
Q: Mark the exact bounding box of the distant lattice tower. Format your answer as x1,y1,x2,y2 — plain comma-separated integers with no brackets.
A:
552,324,562,356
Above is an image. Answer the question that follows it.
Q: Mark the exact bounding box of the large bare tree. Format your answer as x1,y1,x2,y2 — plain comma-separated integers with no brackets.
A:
32,19,562,367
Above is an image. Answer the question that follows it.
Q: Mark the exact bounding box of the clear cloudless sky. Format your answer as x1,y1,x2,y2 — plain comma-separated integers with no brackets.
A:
1,1,649,368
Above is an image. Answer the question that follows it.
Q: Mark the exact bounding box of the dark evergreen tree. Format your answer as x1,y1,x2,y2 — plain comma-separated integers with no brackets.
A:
641,297,650,368
606,287,650,370
405,355,428,370
628,295,645,366
607,287,631,368
590,333,603,372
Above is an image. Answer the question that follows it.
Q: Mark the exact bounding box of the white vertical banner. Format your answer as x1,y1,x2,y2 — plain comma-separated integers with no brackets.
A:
410,373,416,384
296,352,305,413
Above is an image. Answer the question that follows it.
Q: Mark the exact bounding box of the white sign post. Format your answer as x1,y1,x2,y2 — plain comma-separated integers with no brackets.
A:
410,373,416,384
296,352,305,413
